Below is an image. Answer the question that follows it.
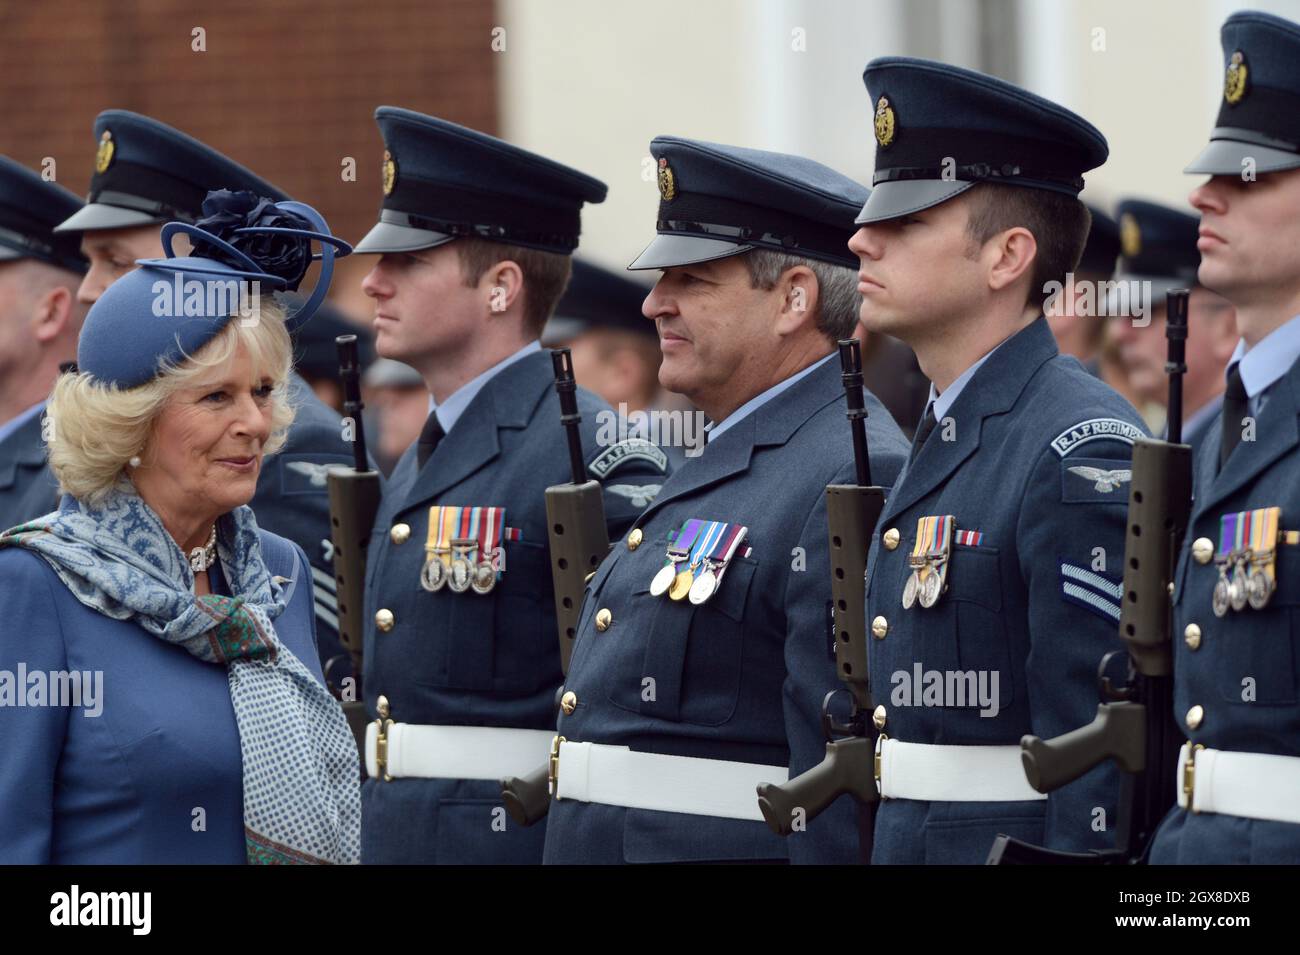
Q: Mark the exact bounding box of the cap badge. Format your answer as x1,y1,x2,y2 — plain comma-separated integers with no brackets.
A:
657,157,676,201
1224,50,1248,105
874,96,896,148
382,150,397,196
1119,212,1141,259
95,130,115,174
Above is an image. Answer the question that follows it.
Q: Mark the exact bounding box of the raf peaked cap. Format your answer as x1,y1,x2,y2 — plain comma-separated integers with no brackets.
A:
54,110,287,234
0,156,87,272
1186,10,1300,175
628,136,869,271
355,107,607,256
855,57,1108,225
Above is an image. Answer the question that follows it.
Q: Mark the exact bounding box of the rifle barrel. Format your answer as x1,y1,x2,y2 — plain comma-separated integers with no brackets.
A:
1164,290,1190,446
551,348,587,485
837,339,872,487
336,334,369,472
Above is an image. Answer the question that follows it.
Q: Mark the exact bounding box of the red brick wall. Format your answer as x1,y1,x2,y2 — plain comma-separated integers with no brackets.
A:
0,0,499,319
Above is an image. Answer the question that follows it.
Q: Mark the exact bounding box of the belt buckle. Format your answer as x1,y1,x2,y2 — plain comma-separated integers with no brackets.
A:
548,735,565,797
1181,741,1205,812
873,732,888,797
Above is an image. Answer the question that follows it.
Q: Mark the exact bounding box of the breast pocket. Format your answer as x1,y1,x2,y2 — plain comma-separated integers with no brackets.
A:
491,539,554,695
1214,546,1298,705
948,544,1015,710
607,555,758,727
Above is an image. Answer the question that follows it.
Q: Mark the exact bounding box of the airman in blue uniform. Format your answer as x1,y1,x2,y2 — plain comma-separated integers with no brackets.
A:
1151,9,1300,865
354,108,669,864
0,156,87,531
1110,198,1238,456
849,57,1150,863
48,109,366,686
541,137,908,865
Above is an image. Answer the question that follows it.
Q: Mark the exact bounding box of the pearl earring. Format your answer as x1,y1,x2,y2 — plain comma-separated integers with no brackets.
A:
129,456,141,468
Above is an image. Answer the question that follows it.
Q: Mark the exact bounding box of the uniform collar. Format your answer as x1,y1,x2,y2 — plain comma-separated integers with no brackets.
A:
0,400,46,447
706,351,834,442
430,340,542,434
925,338,1007,423
1229,313,1300,401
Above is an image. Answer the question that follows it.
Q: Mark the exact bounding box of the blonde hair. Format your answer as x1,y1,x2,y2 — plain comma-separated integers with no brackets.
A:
47,301,297,506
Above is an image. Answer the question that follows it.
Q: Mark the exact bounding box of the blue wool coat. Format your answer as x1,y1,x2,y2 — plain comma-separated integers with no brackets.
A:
865,318,1149,864
360,350,669,864
541,356,908,864
0,521,324,864
1150,353,1300,864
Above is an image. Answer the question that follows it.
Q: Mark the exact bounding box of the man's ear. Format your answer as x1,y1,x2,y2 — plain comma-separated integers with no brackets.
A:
773,264,820,335
31,285,74,344
480,259,524,316
985,226,1038,295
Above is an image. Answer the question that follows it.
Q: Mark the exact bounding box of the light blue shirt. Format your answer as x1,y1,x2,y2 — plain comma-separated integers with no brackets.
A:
427,341,542,434
1228,312,1300,417
0,401,45,447
925,339,1006,423
706,352,834,442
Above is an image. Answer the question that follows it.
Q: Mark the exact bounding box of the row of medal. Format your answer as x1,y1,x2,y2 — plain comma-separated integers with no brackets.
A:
648,518,749,606
901,515,983,610
1211,506,1285,617
420,505,515,595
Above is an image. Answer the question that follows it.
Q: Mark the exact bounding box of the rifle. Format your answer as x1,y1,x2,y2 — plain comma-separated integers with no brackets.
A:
325,334,383,757
988,289,1193,864
755,340,885,862
500,348,612,825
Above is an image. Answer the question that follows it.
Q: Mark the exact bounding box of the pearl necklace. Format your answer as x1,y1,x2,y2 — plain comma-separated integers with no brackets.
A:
189,524,218,573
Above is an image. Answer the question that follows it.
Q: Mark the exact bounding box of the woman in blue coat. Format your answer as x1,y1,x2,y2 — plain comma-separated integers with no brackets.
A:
0,192,360,864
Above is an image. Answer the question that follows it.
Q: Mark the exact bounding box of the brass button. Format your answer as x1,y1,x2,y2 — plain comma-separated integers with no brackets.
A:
595,608,612,632
871,615,888,639
1186,704,1204,730
883,528,900,551
375,608,395,632
377,694,390,719
560,691,578,715
1192,537,1214,565
872,704,887,731
1184,623,1202,650
390,523,411,545
627,528,643,551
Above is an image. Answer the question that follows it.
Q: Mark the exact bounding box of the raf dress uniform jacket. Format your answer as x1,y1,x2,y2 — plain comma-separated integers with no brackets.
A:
1151,355,1300,864
0,407,58,534
361,350,667,865
0,523,322,863
865,318,1149,864
0,376,368,685
542,357,909,865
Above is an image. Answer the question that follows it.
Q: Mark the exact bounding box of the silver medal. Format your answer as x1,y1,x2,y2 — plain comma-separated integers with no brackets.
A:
919,568,942,608
471,560,496,595
650,563,678,597
449,557,472,593
1212,572,1230,618
902,570,919,609
1229,560,1248,612
421,556,447,592
689,568,718,605
1246,567,1273,610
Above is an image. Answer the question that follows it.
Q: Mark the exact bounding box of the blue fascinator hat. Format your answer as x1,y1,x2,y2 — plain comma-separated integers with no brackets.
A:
77,190,353,389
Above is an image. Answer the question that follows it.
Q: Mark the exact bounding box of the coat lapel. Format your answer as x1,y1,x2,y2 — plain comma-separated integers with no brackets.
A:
631,355,842,528
398,351,553,513
880,317,1058,524
1192,356,1300,521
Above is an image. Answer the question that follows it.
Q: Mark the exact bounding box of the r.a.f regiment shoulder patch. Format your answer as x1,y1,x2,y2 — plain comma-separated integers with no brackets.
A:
588,438,669,479
1050,418,1144,458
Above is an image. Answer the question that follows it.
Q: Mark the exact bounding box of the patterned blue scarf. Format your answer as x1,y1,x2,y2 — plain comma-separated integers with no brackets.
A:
0,479,360,864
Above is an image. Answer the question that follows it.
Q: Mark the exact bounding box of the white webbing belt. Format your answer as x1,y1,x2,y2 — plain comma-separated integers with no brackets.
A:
875,738,1047,802
553,740,788,821
364,722,553,781
1177,744,1300,824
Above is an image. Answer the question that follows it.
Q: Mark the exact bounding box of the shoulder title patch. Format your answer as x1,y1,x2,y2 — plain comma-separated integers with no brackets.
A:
588,438,668,479
1050,418,1143,458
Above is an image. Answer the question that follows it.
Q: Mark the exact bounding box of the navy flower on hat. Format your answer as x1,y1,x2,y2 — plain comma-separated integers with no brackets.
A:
192,190,314,291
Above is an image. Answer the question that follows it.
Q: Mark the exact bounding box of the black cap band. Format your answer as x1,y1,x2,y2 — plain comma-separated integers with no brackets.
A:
383,178,581,252
1214,85,1300,153
656,190,856,266
89,159,207,222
